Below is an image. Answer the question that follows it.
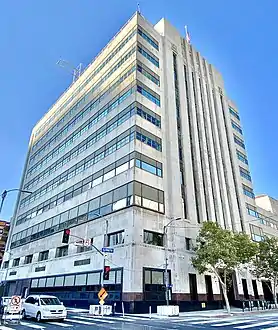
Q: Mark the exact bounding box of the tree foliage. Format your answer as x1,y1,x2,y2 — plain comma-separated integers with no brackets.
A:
252,236,278,306
192,222,258,313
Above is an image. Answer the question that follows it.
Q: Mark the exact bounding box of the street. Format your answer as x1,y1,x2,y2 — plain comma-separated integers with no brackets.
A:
2,310,278,330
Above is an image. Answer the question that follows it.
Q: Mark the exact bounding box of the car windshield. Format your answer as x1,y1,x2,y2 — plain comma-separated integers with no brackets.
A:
40,297,61,306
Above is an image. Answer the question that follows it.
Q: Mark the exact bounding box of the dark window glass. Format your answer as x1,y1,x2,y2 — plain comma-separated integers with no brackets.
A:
38,250,49,261
143,230,163,247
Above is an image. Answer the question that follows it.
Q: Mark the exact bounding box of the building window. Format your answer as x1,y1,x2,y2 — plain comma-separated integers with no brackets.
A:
185,237,192,251
76,245,92,253
243,184,255,198
3,261,9,269
12,258,20,267
138,45,159,67
74,259,91,266
237,150,248,165
250,224,264,242
137,84,160,106
24,255,33,264
55,246,68,258
143,230,164,247
189,273,198,301
239,167,252,181
138,27,159,50
234,135,245,149
246,204,258,218
38,250,49,261
229,107,240,120
108,230,124,246
231,120,243,134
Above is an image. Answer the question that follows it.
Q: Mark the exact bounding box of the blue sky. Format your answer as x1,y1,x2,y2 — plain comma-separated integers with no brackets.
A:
0,0,277,220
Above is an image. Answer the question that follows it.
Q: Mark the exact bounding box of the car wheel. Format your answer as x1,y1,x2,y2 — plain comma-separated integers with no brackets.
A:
22,309,27,319
36,312,42,322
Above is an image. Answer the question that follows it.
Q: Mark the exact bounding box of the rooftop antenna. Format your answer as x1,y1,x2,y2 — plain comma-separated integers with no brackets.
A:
137,2,141,14
56,58,83,83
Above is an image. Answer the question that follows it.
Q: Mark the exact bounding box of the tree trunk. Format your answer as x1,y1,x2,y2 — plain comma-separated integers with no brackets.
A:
213,269,231,314
274,275,277,308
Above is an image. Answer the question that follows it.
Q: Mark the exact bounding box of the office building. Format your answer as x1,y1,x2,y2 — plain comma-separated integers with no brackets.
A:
1,12,270,312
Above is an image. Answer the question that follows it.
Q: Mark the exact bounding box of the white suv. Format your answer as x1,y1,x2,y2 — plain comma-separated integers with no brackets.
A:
22,295,67,322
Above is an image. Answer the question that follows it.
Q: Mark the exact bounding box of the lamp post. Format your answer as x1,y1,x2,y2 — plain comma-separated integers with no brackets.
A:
164,217,182,306
92,213,109,288
0,189,32,215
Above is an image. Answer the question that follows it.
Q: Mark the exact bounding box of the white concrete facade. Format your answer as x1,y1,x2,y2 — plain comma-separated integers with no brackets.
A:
1,12,271,311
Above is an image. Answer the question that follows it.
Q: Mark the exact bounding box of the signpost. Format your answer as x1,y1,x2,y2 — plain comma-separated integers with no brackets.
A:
101,247,114,253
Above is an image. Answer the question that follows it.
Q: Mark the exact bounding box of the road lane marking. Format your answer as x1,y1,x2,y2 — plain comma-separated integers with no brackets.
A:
213,319,256,327
20,322,45,329
48,322,72,327
65,319,96,325
71,315,114,324
235,321,276,329
0,326,15,330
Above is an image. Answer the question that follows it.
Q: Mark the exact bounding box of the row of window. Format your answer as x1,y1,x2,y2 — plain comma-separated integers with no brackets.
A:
239,166,252,181
138,27,159,51
26,99,161,191
137,84,160,106
30,84,135,168
229,107,240,120
33,26,138,141
231,120,243,134
21,125,162,209
7,230,125,269
237,150,248,165
28,80,161,181
247,204,278,230
143,230,192,250
234,135,245,149
137,62,160,86
138,43,159,68
33,26,158,147
17,152,163,226
243,184,255,198
250,224,264,242
12,181,165,249
27,63,136,177
30,45,137,164
27,99,160,191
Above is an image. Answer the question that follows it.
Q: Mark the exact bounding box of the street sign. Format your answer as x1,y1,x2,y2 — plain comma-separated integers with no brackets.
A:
84,239,91,247
99,300,105,305
98,288,108,301
9,295,22,313
101,247,114,253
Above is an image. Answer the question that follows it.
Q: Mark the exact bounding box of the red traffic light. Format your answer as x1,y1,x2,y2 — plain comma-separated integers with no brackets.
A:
103,266,111,280
62,229,70,244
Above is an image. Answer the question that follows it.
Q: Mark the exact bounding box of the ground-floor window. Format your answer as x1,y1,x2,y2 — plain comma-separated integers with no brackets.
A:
143,267,171,301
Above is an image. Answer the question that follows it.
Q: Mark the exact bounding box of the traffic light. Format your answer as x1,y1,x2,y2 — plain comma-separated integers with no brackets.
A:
103,266,111,280
62,229,70,244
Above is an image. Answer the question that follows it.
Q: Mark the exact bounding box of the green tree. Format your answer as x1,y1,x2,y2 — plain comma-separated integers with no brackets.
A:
252,236,278,307
191,222,258,313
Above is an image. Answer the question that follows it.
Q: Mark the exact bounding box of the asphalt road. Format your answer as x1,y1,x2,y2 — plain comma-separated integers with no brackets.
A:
2,310,278,329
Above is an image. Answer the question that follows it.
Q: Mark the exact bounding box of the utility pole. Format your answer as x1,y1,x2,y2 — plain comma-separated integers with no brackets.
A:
163,217,182,306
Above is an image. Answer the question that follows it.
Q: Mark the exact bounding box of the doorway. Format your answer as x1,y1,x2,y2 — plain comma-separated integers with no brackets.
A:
242,279,249,299
205,275,214,301
262,280,273,301
252,280,259,300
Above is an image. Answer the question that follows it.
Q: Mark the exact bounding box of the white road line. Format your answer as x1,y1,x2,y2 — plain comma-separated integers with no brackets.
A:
0,326,15,330
20,322,45,329
235,321,276,329
172,318,209,322
212,319,257,327
192,318,237,325
71,315,114,324
65,319,96,325
120,315,147,321
262,327,278,330
48,322,73,327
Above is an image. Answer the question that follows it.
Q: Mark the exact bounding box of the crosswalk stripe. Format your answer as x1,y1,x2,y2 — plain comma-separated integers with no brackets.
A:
235,321,276,329
262,327,278,330
121,315,146,321
213,319,256,327
0,326,15,330
192,319,237,325
172,318,209,322
72,315,114,324
65,319,96,325
48,322,73,327
20,322,45,329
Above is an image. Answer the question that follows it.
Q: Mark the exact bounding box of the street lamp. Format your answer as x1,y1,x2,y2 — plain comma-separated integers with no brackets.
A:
164,217,183,306
0,189,32,215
